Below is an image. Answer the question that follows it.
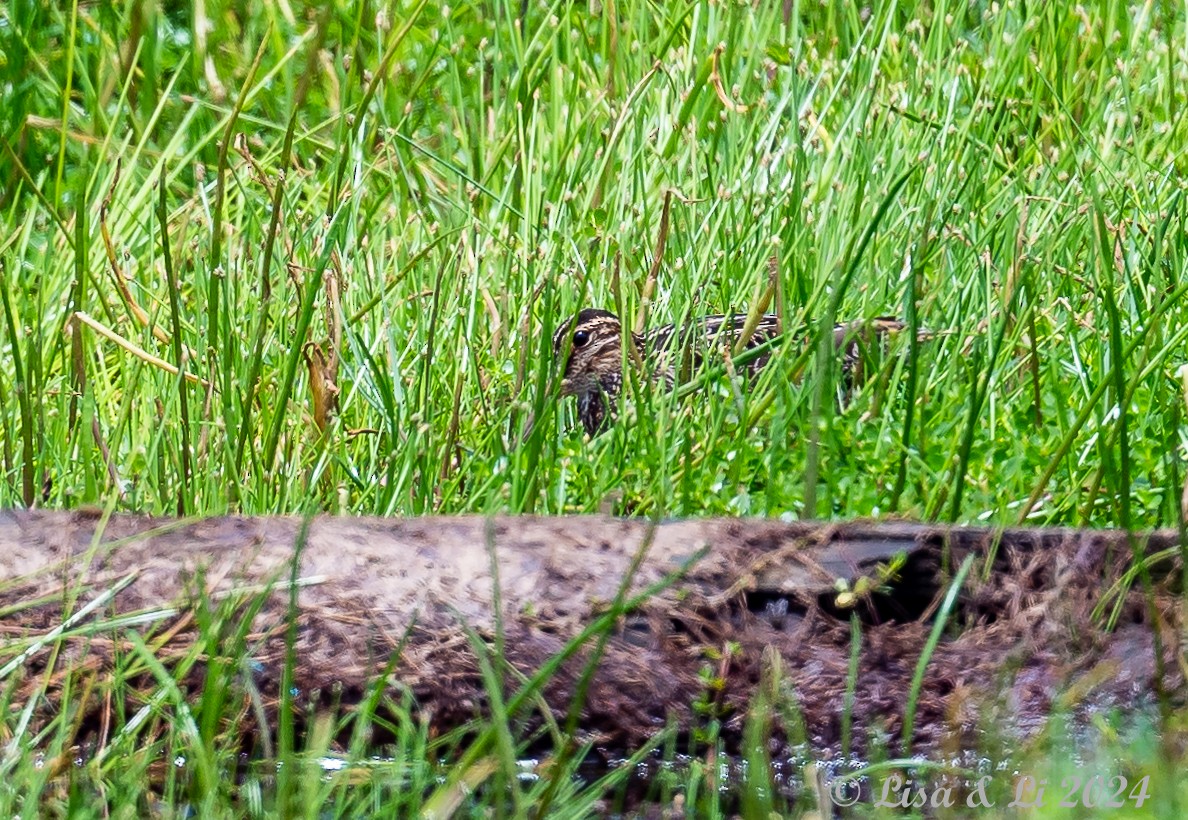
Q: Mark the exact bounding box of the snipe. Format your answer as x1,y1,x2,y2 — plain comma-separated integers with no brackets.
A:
552,308,912,436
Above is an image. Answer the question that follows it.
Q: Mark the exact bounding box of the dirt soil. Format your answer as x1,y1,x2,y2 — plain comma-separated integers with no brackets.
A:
1,510,1182,757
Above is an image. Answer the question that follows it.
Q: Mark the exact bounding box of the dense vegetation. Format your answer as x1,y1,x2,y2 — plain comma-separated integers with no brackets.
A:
3,0,1188,815
3,0,1186,525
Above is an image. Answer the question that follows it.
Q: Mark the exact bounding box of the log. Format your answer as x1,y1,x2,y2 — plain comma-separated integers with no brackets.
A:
1,510,1182,755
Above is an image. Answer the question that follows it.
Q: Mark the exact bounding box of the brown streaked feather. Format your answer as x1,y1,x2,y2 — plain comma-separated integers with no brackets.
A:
552,308,920,436
645,313,783,387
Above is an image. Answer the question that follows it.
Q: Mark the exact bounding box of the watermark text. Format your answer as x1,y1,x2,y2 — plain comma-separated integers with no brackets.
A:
829,771,1151,810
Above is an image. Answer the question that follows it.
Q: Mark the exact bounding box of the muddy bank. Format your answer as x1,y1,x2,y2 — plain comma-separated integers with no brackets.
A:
1,511,1182,755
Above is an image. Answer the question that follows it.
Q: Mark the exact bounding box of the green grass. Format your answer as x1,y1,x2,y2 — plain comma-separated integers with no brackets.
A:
4,0,1188,815
3,0,1187,524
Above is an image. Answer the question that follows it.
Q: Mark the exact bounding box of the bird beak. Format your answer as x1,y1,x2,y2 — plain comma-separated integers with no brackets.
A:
518,411,536,445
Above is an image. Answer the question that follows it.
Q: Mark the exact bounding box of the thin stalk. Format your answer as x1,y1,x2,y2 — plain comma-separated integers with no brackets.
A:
158,169,191,514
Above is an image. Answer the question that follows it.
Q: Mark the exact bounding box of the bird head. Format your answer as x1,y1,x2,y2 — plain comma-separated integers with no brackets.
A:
552,308,634,399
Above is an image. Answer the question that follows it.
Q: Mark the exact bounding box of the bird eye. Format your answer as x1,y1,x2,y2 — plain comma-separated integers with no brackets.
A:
573,330,590,348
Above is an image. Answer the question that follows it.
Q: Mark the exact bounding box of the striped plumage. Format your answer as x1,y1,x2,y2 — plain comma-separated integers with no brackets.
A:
553,308,908,436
